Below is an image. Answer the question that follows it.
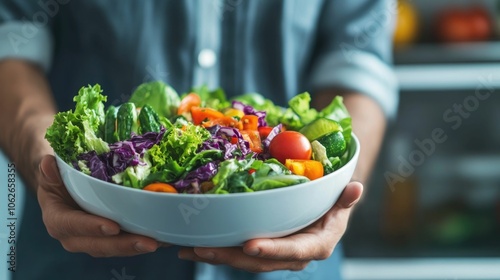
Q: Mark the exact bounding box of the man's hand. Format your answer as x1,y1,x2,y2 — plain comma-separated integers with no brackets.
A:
37,155,162,257
178,181,363,273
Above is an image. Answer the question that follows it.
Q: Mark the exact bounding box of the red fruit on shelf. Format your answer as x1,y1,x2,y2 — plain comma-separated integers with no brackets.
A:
434,5,492,43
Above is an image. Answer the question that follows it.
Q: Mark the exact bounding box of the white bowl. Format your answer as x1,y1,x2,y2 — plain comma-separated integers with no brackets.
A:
56,134,359,247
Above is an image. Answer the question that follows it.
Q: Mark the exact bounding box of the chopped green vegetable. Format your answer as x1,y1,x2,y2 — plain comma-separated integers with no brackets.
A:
287,92,318,125
139,104,161,133
117,102,138,141
311,140,342,175
82,120,110,154
104,105,118,143
73,84,107,132
145,123,212,184
226,171,254,193
299,118,343,142
316,131,346,158
211,159,252,194
209,158,304,193
252,175,309,191
319,96,352,145
112,159,151,188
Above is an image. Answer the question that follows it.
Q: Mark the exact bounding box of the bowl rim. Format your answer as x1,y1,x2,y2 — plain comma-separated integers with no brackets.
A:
56,134,360,198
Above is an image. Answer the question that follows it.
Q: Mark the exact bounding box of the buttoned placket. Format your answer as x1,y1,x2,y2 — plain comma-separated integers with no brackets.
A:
192,0,222,89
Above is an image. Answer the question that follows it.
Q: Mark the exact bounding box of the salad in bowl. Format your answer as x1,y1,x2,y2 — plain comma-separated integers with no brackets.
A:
44,82,359,246
46,81,354,195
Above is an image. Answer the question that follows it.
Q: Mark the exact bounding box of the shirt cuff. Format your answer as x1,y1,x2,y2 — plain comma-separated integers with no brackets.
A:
0,21,53,72
309,51,399,119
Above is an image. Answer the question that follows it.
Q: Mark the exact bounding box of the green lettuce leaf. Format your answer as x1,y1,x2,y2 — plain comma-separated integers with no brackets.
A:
287,92,318,125
73,84,107,131
82,120,109,154
145,123,212,184
45,84,109,163
252,175,309,191
226,171,254,193
319,96,352,145
210,158,301,193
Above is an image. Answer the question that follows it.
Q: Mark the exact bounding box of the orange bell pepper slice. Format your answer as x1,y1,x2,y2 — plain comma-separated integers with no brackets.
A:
241,130,263,153
190,106,225,125
285,159,324,180
241,115,259,130
202,116,243,130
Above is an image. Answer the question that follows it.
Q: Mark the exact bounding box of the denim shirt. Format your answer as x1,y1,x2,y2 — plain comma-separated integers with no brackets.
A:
0,1,397,279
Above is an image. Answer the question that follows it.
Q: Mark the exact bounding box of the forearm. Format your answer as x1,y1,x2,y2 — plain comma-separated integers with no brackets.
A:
313,91,387,184
0,59,56,191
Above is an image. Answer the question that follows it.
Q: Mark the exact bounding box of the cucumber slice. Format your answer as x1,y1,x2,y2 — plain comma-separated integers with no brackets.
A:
316,131,346,158
299,118,342,141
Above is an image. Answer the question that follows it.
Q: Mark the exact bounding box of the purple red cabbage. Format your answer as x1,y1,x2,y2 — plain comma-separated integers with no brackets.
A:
259,124,283,160
199,125,253,160
173,162,218,193
232,101,267,127
75,127,166,182
77,151,109,181
124,128,166,155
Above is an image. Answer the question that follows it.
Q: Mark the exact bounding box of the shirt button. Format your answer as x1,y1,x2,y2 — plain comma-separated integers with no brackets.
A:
198,49,217,68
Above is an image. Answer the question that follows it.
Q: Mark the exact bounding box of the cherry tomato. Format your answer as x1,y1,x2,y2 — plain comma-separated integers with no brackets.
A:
269,131,312,164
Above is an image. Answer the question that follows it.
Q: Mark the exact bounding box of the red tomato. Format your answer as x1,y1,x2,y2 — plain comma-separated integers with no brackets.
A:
269,131,312,164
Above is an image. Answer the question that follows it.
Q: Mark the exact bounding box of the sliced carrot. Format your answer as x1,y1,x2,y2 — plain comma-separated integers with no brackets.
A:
177,93,201,115
143,183,178,193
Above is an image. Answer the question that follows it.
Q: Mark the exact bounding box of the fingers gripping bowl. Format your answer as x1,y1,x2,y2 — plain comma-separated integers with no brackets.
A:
47,82,359,247
56,135,358,247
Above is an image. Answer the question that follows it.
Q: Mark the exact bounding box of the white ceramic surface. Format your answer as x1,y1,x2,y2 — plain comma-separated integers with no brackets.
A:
56,135,359,247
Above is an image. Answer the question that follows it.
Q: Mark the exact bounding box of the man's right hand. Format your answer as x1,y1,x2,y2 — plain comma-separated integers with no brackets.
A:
37,154,162,257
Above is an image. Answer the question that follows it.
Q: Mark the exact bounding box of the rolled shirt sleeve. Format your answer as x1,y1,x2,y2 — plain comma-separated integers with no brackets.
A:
0,3,54,71
308,0,399,119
